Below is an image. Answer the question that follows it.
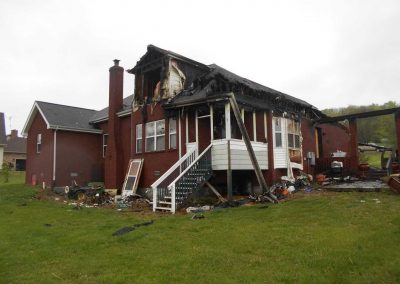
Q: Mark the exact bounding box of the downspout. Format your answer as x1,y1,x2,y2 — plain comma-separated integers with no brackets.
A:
52,127,58,186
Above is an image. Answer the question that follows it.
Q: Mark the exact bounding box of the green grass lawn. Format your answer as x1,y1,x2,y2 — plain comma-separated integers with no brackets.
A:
1,174,400,283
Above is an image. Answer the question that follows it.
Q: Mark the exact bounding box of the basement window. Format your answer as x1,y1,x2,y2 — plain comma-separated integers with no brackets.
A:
102,134,108,158
274,119,282,148
145,120,165,152
136,124,142,153
36,133,42,153
169,118,177,149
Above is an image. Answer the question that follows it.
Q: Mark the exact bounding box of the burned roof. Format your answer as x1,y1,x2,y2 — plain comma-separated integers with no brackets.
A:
4,137,26,154
128,44,209,74
89,95,133,123
165,64,322,118
0,113,6,145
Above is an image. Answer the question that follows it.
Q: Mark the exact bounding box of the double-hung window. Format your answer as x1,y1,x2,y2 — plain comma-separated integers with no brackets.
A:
169,117,177,149
145,120,165,152
274,119,282,147
287,120,301,149
102,134,108,158
136,124,142,153
36,134,42,153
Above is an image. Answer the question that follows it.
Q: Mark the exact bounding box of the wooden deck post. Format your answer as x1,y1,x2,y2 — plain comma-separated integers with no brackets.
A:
228,94,275,202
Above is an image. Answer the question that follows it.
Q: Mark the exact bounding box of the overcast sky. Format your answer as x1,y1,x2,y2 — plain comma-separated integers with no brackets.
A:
1,0,399,134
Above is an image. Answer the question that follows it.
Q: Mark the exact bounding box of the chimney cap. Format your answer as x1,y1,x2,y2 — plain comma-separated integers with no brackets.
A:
113,59,120,66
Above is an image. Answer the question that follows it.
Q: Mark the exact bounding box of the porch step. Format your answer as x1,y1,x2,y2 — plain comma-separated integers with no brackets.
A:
154,206,172,211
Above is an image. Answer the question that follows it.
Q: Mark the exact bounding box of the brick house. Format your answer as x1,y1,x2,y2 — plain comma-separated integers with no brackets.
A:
23,45,350,211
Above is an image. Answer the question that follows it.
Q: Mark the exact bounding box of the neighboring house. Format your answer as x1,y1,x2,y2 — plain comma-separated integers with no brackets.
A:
4,130,27,171
23,45,350,211
0,113,6,169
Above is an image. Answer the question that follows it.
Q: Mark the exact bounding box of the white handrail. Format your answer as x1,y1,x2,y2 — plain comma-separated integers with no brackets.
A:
168,144,213,190
151,146,197,189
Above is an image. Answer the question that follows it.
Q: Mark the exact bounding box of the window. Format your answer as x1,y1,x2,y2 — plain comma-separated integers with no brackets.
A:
274,119,282,147
287,120,301,149
103,134,108,158
136,124,142,153
169,117,177,149
145,120,165,152
36,133,42,153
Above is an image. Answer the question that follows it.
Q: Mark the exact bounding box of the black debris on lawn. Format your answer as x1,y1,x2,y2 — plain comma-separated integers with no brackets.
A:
112,220,154,236
44,223,52,227
191,213,205,220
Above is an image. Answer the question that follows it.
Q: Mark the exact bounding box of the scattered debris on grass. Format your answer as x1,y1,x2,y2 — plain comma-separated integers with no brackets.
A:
191,213,205,219
112,220,154,236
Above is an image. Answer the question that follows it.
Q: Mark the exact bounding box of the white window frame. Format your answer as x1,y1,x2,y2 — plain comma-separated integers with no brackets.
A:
36,133,42,153
287,120,301,150
102,134,108,158
274,118,282,148
145,120,165,152
169,117,177,150
136,124,143,153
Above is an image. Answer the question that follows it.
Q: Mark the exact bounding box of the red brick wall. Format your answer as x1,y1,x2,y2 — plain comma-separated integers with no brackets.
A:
131,104,180,188
118,116,132,189
25,113,54,187
319,123,350,157
55,131,103,187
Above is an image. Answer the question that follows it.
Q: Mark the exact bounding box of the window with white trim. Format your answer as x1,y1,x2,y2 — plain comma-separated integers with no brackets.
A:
102,134,108,158
169,117,177,149
136,124,142,153
145,120,165,152
274,118,282,147
36,133,42,153
287,120,301,149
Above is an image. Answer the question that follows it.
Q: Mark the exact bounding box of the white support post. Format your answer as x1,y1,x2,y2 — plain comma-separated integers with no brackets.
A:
253,111,257,142
185,112,189,144
241,109,244,140
152,187,157,212
178,110,182,159
225,102,231,140
264,112,267,142
195,109,199,156
210,105,214,141
171,184,176,214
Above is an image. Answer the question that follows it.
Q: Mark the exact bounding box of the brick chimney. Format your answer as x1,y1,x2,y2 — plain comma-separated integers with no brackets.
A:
7,129,18,141
11,129,18,139
104,59,124,189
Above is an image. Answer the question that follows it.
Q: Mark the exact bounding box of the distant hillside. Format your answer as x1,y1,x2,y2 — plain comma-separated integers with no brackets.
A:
322,101,399,148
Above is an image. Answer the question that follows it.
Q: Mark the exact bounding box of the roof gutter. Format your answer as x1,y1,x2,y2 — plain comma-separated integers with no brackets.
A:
48,125,103,134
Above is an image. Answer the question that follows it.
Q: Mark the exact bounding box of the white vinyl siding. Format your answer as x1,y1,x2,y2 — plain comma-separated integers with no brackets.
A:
211,140,268,170
273,118,288,168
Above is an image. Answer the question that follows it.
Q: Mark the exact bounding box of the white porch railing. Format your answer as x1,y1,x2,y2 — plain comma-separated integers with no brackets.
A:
168,144,213,213
151,146,197,211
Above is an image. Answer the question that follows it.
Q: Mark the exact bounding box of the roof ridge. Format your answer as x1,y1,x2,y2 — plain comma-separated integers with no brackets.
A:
36,100,97,112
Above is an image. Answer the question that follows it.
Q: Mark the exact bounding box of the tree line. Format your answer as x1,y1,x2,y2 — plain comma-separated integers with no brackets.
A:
322,101,399,148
